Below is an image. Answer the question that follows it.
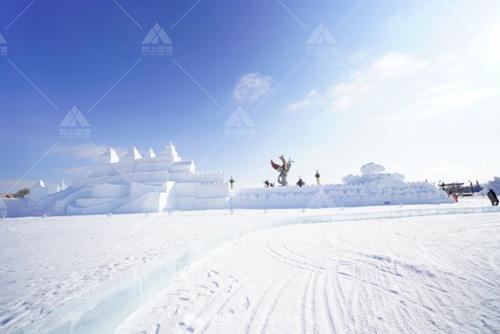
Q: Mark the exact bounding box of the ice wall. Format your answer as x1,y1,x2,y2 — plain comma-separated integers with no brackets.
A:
229,182,449,209
230,163,450,209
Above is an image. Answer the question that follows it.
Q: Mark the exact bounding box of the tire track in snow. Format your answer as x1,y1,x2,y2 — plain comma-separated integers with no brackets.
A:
242,267,294,334
332,263,349,333
277,237,325,333
340,244,445,333
310,271,320,334
406,236,472,331
282,242,330,264
263,242,325,271
300,271,313,334
323,268,338,334
280,235,344,333
319,236,365,332
117,213,500,334
282,240,341,269
259,269,302,334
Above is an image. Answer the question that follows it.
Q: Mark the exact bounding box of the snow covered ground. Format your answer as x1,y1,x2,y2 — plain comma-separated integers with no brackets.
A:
118,212,500,334
0,212,279,333
1,197,499,333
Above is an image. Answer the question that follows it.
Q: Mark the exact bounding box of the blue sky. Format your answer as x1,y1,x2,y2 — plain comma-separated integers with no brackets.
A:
0,0,499,192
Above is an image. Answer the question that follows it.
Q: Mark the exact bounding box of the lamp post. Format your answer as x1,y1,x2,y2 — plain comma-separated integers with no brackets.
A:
229,176,235,190
315,170,321,185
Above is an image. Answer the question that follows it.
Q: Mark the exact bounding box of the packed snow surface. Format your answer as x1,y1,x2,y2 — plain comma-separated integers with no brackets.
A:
1,212,275,333
0,197,499,333
119,212,500,334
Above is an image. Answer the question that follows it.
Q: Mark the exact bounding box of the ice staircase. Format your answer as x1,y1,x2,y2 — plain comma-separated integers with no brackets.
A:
47,183,171,215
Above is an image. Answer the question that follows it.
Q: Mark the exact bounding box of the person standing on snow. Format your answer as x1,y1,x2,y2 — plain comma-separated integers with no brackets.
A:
487,189,499,206
296,177,305,187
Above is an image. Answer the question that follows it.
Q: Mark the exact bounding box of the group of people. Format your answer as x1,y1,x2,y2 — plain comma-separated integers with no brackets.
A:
264,177,307,188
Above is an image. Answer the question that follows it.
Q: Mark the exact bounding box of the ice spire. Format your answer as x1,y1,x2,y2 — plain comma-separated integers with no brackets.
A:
159,142,181,162
100,147,120,164
125,146,143,161
146,148,156,159
57,179,68,192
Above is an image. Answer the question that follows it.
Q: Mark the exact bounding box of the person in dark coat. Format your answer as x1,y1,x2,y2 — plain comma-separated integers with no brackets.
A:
296,177,305,187
263,180,274,188
487,189,499,206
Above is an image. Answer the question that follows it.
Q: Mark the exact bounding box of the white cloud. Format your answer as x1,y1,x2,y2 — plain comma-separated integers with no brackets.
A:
233,73,273,103
287,90,324,112
287,78,370,113
372,53,428,77
328,80,370,112
479,19,500,63
287,52,495,119
403,82,496,119
444,64,464,75
287,53,427,114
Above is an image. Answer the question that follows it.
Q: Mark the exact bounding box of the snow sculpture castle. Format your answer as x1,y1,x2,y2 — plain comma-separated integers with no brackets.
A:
33,143,229,215
230,162,449,209
2,146,451,217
